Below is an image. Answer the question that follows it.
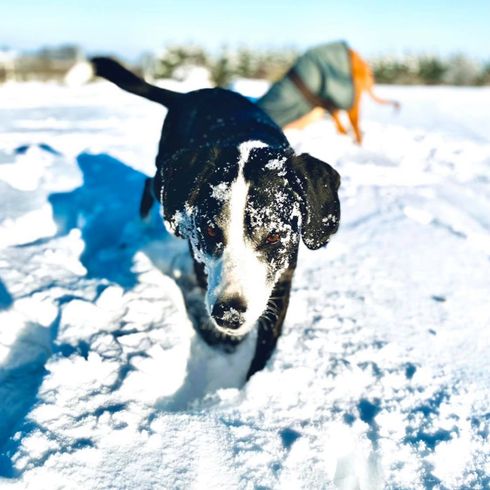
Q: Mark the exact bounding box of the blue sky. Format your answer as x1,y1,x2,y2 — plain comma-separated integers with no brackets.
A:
1,0,489,61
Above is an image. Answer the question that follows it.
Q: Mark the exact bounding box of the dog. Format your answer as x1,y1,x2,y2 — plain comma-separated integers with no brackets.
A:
90,57,340,379
257,41,400,145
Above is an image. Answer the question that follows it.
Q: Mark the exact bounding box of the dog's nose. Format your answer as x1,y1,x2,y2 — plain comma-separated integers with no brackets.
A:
211,296,247,330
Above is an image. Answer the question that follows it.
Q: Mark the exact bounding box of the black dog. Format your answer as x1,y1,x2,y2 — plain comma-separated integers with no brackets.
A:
91,58,340,379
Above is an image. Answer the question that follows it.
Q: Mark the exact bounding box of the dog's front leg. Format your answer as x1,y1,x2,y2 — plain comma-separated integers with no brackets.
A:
330,109,348,135
246,269,294,379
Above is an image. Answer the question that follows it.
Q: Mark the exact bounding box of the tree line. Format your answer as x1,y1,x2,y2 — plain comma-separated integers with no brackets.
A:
151,45,490,87
2,44,489,86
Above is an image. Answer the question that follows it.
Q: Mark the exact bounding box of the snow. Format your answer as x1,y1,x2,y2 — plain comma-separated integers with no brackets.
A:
228,78,270,99
0,80,489,489
209,182,230,202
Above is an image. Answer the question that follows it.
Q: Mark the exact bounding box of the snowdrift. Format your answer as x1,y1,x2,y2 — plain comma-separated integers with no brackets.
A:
0,82,489,489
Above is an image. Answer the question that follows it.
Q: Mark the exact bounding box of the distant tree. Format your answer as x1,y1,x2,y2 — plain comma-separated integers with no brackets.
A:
154,45,208,78
259,48,298,81
444,55,480,85
13,44,83,81
210,48,232,87
372,59,414,84
417,56,448,84
475,62,490,85
38,44,82,61
235,48,254,78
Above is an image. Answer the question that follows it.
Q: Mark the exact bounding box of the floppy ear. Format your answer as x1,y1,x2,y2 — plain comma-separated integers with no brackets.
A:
154,147,217,237
287,153,341,249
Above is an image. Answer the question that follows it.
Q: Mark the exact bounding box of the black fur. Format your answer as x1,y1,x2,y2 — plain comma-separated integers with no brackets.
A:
91,57,341,379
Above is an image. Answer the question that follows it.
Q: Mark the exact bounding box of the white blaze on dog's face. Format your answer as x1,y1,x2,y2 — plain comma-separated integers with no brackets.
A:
204,141,273,336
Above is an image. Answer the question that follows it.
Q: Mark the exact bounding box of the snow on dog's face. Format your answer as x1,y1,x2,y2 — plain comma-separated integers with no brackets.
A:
158,141,340,337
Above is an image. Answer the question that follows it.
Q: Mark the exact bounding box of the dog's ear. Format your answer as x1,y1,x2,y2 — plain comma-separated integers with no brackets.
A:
154,147,217,237
287,153,340,249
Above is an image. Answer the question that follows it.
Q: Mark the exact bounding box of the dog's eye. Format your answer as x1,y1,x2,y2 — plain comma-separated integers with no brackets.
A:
265,233,281,245
207,225,218,238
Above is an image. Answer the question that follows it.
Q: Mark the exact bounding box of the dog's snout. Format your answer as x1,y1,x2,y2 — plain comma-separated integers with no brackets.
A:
211,296,247,330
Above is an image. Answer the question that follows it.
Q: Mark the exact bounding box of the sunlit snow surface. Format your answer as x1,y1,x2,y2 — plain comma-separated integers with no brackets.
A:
0,81,489,489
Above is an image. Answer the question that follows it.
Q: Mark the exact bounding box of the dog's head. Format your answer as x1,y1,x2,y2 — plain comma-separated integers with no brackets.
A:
157,141,340,337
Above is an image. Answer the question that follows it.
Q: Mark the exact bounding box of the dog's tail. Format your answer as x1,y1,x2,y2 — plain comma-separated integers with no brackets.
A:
366,86,401,110
90,57,183,108
350,49,401,111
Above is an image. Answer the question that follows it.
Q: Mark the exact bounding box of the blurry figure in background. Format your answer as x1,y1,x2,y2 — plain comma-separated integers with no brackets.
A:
257,40,400,144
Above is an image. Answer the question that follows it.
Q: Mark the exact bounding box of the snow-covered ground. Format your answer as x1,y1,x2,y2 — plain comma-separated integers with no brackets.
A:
0,81,489,489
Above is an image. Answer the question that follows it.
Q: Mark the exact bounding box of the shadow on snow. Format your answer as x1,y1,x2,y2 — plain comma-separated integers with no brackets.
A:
0,279,13,310
48,151,172,288
0,150,184,477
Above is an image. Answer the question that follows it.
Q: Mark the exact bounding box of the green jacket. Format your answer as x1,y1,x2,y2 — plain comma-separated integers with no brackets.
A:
257,41,354,127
